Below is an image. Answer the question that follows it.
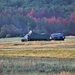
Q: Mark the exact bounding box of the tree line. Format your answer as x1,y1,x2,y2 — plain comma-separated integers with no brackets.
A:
0,0,75,38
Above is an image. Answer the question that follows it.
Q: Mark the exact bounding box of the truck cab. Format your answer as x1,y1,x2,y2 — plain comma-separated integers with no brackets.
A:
50,33,65,40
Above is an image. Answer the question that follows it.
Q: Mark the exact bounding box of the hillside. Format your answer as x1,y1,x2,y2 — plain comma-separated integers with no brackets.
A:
0,0,75,38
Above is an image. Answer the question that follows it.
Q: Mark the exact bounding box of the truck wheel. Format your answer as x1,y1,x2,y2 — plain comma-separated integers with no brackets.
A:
21,39,25,42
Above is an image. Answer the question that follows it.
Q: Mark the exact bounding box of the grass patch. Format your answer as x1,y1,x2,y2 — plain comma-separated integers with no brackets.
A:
0,56,75,75
0,50,75,58
0,36,75,58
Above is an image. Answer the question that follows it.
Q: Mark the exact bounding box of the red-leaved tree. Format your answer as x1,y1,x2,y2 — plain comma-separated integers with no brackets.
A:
62,18,68,25
70,12,75,23
27,9,36,17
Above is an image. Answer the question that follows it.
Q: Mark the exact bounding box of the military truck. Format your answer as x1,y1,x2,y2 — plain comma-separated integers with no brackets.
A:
21,30,50,42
